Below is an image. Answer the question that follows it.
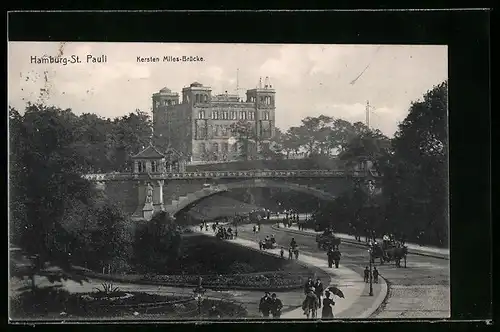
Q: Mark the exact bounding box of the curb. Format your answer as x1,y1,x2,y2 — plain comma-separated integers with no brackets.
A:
358,275,388,319
270,226,449,260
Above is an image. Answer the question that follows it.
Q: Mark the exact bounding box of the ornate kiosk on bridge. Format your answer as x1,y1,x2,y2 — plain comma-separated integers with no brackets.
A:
131,144,187,220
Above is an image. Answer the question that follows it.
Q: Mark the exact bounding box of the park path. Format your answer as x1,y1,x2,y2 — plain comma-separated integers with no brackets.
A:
194,227,386,319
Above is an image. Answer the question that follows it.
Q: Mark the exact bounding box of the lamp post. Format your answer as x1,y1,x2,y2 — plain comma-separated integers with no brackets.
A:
368,248,374,296
193,277,206,317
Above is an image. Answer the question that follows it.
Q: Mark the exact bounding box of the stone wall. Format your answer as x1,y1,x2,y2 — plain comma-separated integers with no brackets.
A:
102,180,140,214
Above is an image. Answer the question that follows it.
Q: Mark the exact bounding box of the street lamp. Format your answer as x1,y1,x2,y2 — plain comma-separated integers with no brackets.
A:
193,277,206,317
368,248,374,296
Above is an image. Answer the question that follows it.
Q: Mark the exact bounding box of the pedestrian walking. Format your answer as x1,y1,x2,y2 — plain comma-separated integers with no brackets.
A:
280,247,285,259
270,293,283,319
259,292,272,318
364,266,370,283
314,278,324,308
327,247,334,268
294,248,300,260
321,291,335,319
288,247,293,260
304,277,314,295
234,229,238,238
373,267,379,283
253,225,257,234
259,240,263,250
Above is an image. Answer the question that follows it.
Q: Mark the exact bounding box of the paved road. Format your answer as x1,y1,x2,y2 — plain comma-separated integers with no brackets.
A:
236,224,450,318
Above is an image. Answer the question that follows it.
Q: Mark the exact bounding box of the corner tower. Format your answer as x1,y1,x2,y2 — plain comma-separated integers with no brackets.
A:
246,76,276,140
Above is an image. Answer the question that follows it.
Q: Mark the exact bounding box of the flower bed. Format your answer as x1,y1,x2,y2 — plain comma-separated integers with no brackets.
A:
143,271,305,290
10,288,246,319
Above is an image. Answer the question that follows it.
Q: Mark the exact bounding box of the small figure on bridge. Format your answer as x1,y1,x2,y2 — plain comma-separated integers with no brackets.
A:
364,266,370,283
373,267,379,283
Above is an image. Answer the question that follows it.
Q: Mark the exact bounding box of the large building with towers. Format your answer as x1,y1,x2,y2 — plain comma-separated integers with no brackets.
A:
152,78,276,162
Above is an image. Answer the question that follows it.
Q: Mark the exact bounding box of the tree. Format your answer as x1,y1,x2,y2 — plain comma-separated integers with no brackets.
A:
339,129,391,171
133,211,182,273
230,120,258,161
9,104,95,290
382,81,448,246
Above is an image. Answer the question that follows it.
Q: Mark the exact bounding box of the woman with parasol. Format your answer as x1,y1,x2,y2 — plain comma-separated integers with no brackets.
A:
321,290,335,319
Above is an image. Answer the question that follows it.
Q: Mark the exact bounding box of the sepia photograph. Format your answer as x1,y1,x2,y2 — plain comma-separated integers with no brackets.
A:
8,42,449,322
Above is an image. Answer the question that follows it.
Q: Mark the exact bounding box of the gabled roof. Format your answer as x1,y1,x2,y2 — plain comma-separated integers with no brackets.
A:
132,144,165,159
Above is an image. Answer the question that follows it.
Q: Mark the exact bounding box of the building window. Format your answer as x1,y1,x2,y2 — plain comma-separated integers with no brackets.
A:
200,143,206,152
211,111,219,120
263,111,270,120
248,111,255,120
204,95,209,103
222,142,229,153
198,110,205,119
239,111,247,120
212,142,219,153
230,111,237,120
214,125,219,137
222,111,229,120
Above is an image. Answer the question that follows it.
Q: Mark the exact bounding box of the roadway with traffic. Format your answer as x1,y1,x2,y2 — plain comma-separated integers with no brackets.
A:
237,222,450,318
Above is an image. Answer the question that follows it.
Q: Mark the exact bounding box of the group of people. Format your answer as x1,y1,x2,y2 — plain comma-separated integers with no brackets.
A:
363,266,379,283
258,292,283,319
258,234,276,250
302,277,335,319
327,246,341,268
216,226,237,240
252,224,261,233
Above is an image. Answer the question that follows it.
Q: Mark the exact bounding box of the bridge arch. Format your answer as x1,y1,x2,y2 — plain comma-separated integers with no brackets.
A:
168,178,339,216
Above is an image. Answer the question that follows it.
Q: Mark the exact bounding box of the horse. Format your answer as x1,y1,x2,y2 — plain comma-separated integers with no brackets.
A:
369,243,386,265
302,293,319,319
385,245,408,268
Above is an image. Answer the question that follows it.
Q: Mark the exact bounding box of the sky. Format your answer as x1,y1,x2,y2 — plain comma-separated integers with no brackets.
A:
8,42,447,137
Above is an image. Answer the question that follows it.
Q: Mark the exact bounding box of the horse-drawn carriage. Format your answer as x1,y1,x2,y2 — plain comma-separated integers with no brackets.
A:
369,240,408,268
316,229,341,250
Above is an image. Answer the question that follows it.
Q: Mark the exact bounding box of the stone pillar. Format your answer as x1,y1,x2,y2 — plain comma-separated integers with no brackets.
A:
133,161,139,174
145,161,152,173
153,180,165,212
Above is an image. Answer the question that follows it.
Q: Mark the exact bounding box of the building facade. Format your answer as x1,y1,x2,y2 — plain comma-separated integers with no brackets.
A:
152,81,276,162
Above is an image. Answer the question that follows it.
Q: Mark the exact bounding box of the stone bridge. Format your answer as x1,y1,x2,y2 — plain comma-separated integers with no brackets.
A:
83,169,379,220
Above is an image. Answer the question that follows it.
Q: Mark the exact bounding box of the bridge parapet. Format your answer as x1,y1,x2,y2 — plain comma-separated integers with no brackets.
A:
83,169,372,181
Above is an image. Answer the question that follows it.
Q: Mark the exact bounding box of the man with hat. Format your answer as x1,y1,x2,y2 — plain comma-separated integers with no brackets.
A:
313,278,324,308
259,292,272,318
270,293,283,319
304,277,314,295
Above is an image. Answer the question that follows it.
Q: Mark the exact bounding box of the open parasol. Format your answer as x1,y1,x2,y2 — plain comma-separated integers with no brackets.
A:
328,286,345,298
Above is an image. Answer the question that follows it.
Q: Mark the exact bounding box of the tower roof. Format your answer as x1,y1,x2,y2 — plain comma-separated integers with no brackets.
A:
132,144,165,159
159,87,172,93
190,81,203,87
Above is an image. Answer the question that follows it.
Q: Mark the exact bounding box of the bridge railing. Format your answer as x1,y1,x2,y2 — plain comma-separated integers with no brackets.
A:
82,169,370,181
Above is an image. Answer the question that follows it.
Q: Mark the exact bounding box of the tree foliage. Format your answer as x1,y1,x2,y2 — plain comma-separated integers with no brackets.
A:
132,211,182,273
